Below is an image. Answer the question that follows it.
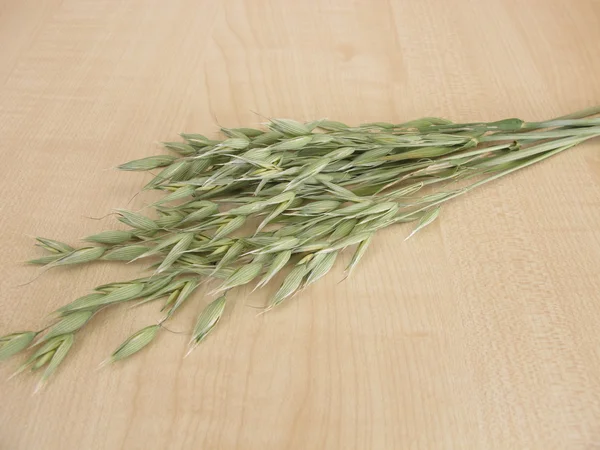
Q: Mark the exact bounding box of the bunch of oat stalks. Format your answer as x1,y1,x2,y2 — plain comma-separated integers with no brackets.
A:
2,106,599,390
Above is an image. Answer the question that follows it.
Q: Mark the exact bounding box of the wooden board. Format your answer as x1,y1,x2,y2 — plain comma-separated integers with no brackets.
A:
1,0,599,448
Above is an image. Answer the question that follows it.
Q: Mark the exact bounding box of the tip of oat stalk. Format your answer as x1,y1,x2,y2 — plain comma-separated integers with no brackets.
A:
33,381,45,395
97,358,112,370
184,345,196,359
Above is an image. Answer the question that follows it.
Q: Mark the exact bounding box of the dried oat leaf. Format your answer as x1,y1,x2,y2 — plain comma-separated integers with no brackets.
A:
144,160,189,189
37,334,74,389
405,206,441,240
215,262,263,293
225,201,267,216
286,159,331,191
316,120,349,131
187,295,227,354
154,185,196,205
35,237,74,254
0,331,37,361
166,278,201,317
102,245,150,261
41,311,94,342
108,325,160,363
180,203,219,224
294,200,340,215
46,247,105,268
255,250,292,290
116,209,158,231
305,252,338,287
156,233,195,273
27,254,64,265
212,216,246,242
328,218,358,241
323,231,374,253
162,142,197,155
269,136,313,151
344,234,373,278
212,240,245,274
132,233,187,261
252,130,284,146
251,237,299,254
255,196,295,235
55,293,106,314
267,264,309,310
269,118,311,136
118,155,177,171
83,230,133,245
63,283,145,312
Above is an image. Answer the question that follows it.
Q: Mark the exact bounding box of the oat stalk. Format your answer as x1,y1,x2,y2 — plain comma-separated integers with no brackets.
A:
2,106,599,389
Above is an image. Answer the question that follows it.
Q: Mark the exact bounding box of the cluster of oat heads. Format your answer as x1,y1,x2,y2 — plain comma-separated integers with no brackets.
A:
2,106,600,389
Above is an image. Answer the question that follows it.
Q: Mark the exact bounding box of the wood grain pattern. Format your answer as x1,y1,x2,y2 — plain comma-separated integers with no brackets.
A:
1,1,600,448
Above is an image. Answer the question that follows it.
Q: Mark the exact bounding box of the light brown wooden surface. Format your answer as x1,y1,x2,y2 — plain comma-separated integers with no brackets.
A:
1,0,600,449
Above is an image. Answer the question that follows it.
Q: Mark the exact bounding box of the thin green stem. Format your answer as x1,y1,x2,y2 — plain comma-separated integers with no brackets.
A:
481,126,600,142
392,137,594,224
436,143,512,161
523,118,600,129
550,105,600,121
476,135,595,167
